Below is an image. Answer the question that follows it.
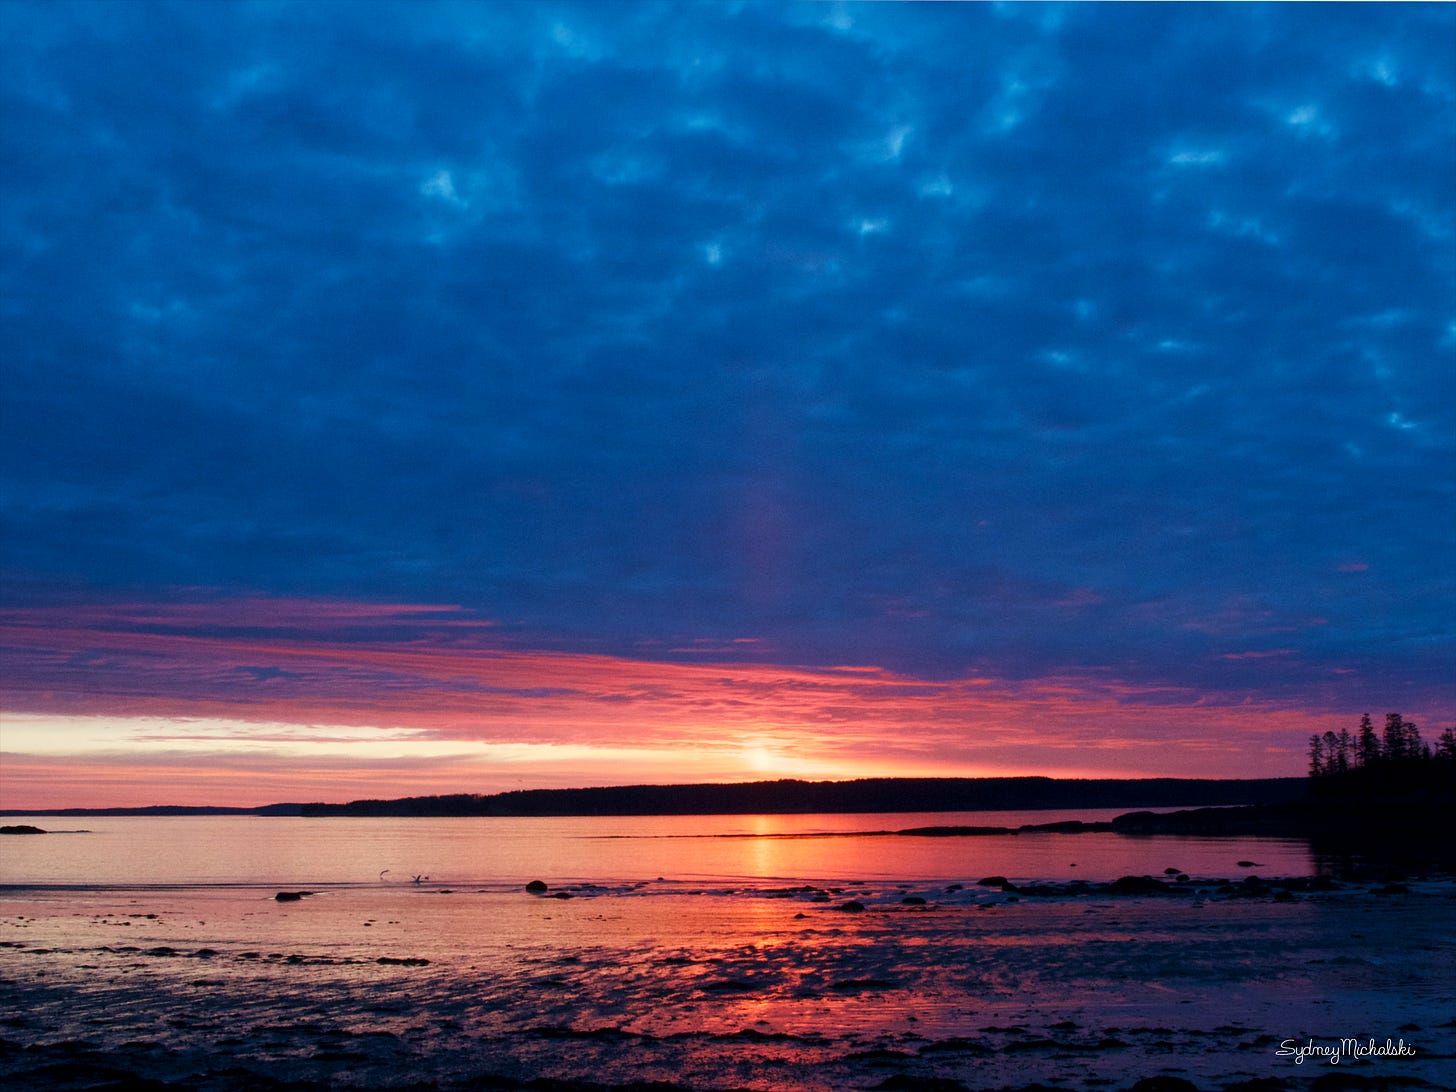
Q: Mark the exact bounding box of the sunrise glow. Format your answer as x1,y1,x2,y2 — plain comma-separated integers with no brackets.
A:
1,1,1451,812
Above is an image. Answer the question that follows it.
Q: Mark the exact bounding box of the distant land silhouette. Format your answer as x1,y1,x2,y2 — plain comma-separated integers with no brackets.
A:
2,775,1305,817
8,761,1451,870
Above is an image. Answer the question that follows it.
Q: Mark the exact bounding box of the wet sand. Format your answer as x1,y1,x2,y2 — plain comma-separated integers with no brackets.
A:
2,876,1453,1091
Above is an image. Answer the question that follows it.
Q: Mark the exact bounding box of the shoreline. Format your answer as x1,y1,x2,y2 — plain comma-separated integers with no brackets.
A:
0,775,1308,819
4,876,1453,1091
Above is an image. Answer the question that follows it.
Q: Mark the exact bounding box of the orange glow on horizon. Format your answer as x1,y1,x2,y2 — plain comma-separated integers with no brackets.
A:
1,594,1445,810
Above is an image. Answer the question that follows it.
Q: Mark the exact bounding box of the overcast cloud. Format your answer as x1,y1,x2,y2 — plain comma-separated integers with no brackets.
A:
2,2,1452,799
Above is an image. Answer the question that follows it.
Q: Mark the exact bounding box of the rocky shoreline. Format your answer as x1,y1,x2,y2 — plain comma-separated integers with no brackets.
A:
3,875,1453,1092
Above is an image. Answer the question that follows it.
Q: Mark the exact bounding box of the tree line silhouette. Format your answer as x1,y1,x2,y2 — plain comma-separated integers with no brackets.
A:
1307,713,1456,799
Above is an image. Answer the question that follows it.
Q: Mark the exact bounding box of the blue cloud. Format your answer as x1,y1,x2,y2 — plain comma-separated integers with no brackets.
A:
2,1,1451,710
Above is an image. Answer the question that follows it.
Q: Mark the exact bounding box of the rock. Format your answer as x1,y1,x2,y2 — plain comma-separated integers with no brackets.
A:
1309,1075,1386,1091
1163,867,1181,875
1014,884,1070,897
525,880,549,894
701,978,757,992
546,890,574,900
274,891,313,902
837,900,867,913
1106,875,1169,896
0,825,45,835
831,978,899,991
976,876,1009,887
901,896,927,906
917,1037,993,1056
1236,861,1262,868
1130,1078,1200,1092
872,1076,972,1092
1002,1037,1060,1052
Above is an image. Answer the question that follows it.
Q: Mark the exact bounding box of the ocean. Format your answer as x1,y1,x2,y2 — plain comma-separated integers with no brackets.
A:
0,809,1316,887
2,812,1453,1091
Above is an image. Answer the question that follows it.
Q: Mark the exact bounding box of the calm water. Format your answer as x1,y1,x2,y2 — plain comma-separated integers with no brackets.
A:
4,811,1453,1092
0,809,1313,887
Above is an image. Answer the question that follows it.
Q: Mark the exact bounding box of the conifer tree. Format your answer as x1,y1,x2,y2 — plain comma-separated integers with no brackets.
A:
1357,713,1380,766
1383,713,1408,762
1337,727,1354,773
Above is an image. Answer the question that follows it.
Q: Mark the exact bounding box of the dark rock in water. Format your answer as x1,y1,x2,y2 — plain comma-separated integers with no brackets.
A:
1130,1078,1200,1092
917,1037,993,1056
525,880,549,894
1307,1075,1383,1091
976,876,1009,887
0,825,45,835
274,891,313,902
845,1047,914,1063
1001,1036,1060,1052
1014,884,1071,897
1018,819,1113,834
901,896,927,906
1163,867,1182,875
701,978,758,992
1237,860,1262,868
873,1076,972,1092
546,890,574,900
836,900,867,913
376,956,429,966
1106,875,1169,896
899,825,1014,837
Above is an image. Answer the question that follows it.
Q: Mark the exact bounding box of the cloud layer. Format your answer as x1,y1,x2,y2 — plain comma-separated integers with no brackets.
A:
2,2,1452,803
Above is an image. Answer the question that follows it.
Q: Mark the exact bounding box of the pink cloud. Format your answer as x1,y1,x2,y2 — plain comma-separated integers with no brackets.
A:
2,592,1446,808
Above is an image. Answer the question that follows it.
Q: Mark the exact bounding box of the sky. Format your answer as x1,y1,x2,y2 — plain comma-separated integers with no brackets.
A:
1,1,1453,809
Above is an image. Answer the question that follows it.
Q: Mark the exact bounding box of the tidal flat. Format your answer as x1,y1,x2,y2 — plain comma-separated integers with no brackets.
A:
2,875,1453,1091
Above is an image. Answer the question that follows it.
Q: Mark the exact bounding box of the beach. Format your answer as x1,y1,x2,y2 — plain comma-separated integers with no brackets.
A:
3,872,1453,1091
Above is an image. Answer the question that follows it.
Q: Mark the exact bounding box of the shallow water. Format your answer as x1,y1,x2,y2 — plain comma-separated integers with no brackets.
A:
0,810,1314,887
4,814,1451,1091
2,877,1453,1091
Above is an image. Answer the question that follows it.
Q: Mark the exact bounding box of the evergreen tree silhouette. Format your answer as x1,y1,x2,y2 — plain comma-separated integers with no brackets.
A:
1357,713,1380,766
